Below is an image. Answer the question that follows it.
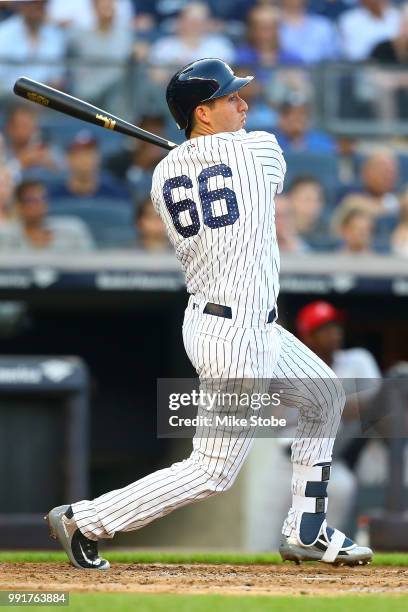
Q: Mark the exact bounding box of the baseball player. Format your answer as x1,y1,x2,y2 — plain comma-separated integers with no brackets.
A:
46,59,373,569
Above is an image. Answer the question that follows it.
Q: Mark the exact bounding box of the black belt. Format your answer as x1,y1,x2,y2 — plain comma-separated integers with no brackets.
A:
203,302,277,323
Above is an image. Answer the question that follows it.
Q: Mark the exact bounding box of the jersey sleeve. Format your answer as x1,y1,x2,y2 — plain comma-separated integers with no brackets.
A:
242,131,287,194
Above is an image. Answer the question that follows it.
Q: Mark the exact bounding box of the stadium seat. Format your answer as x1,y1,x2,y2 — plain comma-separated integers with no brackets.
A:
49,197,131,210
49,203,135,249
397,155,408,186
283,152,340,204
374,214,398,254
41,115,125,155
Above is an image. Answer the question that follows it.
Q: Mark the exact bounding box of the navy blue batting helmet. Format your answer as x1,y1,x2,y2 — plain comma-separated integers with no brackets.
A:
166,58,253,132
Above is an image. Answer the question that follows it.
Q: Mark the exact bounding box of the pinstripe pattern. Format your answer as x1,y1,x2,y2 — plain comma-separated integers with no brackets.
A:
72,305,344,540
150,130,285,313
71,129,345,542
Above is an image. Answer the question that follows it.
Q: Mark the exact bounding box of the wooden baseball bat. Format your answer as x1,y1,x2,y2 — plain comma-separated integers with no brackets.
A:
13,76,177,151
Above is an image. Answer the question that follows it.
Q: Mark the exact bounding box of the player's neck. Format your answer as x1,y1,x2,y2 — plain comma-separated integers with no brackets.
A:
189,125,216,139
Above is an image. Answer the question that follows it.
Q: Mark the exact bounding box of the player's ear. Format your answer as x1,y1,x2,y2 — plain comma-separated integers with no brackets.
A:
194,104,211,127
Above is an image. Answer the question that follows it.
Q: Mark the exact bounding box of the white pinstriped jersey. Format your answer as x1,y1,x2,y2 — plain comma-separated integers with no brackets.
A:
151,129,286,312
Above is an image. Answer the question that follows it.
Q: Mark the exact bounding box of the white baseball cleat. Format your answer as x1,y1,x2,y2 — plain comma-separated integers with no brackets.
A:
279,522,373,566
45,504,110,570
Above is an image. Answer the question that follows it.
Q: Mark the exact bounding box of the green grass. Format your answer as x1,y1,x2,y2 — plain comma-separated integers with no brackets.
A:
25,593,408,612
0,550,407,566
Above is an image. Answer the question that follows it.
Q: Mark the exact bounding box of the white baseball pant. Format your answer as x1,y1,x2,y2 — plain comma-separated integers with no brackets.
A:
72,296,345,541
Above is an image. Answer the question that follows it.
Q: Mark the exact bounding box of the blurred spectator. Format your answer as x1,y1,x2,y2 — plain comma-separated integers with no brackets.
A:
371,2,408,62
49,131,130,204
279,0,339,64
286,176,331,250
359,148,400,214
296,301,381,379
235,5,300,68
47,0,134,29
274,93,336,153
334,192,378,215
134,0,188,33
369,4,408,120
391,186,408,256
338,0,401,61
333,191,395,251
4,105,63,181
0,0,66,96
148,2,234,66
134,196,170,252
106,116,166,205
68,0,133,110
135,0,253,32
334,205,376,254
0,179,94,252
0,164,14,226
275,194,310,253
295,299,383,474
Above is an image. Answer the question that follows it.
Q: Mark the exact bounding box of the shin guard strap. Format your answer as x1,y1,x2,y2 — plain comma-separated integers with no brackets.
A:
293,463,331,482
292,495,328,514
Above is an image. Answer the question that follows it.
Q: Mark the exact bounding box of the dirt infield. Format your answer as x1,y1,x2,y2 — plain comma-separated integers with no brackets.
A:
1,563,408,596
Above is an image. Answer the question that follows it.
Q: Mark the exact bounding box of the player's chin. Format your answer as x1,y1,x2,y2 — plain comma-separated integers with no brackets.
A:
231,118,246,132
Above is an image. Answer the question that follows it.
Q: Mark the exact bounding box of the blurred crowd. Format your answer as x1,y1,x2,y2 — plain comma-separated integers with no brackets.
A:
0,0,407,255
